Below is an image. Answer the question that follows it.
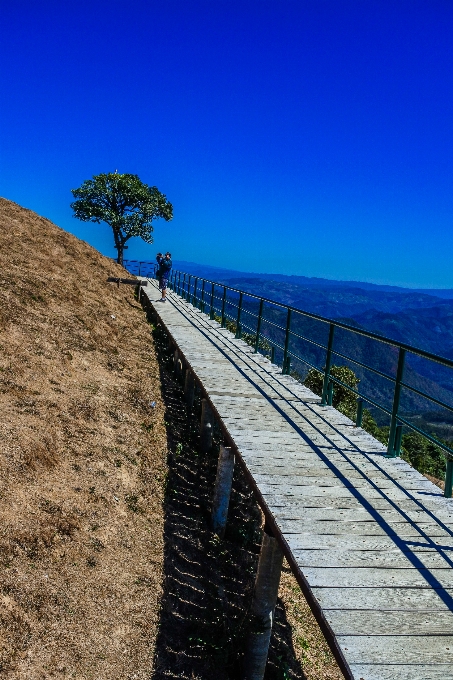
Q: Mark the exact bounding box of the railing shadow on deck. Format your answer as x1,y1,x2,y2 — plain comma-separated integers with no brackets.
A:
149,321,306,680
174,304,453,601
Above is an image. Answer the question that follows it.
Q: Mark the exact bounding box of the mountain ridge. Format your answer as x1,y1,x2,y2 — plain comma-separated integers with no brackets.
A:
174,260,453,298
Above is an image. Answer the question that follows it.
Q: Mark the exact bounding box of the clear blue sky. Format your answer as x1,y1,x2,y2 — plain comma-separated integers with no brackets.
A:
1,0,452,287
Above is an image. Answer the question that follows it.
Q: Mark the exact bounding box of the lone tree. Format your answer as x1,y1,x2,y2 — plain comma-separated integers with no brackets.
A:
70,172,173,266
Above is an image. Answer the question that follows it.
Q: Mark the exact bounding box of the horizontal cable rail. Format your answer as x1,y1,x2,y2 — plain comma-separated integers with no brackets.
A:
127,261,453,496
181,274,453,368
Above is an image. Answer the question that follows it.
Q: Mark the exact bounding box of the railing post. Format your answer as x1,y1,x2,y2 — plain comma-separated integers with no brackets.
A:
235,292,243,338
138,262,141,276
445,458,453,498
173,350,182,380
270,346,275,364
182,272,186,299
188,275,192,303
200,398,214,453
327,380,334,406
201,279,206,313
221,286,227,327
210,283,215,320
184,368,195,410
211,445,235,538
193,278,198,307
394,424,403,457
386,348,406,457
254,298,264,353
178,271,181,295
356,398,364,428
282,308,292,374
243,523,283,680
321,324,335,405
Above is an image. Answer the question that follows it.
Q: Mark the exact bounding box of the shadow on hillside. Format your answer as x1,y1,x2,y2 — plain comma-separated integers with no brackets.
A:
149,318,306,680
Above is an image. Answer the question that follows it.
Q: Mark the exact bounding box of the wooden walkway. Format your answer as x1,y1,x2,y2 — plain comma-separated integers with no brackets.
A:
144,280,453,680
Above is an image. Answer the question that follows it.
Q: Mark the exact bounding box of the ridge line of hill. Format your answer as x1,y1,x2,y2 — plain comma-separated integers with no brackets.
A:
173,259,453,298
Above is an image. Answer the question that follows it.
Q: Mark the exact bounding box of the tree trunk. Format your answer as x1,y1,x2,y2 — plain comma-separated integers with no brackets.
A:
116,235,130,267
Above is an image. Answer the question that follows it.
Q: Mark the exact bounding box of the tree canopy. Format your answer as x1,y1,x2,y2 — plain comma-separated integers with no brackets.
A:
70,172,173,265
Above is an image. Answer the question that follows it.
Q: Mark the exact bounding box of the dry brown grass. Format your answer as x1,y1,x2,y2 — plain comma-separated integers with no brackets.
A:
0,198,167,678
278,564,344,680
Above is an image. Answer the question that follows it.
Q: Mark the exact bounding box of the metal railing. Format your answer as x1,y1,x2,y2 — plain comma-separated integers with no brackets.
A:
126,261,453,497
123,259,157,278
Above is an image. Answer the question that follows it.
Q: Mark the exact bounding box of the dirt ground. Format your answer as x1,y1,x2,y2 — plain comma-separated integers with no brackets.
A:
0,199,168,678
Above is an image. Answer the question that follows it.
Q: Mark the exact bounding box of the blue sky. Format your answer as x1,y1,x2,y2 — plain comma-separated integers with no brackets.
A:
1,0,453,287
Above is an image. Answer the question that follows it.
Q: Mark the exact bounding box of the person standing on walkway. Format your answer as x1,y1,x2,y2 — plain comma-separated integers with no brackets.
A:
156,252,172,301
156,252,163,283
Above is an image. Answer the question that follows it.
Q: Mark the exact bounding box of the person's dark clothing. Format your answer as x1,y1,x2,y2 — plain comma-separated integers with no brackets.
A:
156,255,164,278
156,256,172,287
162,257,172,275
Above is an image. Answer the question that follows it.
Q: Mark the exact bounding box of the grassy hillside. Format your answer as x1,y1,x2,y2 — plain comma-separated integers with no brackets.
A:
0,199,167,677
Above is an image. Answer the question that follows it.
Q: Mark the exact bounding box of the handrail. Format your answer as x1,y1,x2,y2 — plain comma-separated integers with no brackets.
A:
125,261,453,496
198,277,453,368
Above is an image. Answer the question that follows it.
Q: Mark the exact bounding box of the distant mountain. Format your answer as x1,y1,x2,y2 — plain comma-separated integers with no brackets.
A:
349,304,453,361
174,260,453,299
213,278,447,318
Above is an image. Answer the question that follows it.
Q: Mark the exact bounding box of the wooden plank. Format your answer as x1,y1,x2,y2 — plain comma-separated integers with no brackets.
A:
279,533,453,551
260,483,414,501
301,566,453,588
252,473,438,492
256,475,442,496
278,519,453,537
271,481,443,501
292,548,453,569
325,610,453,636
312,586,453,611
107,277,148,285
209,392,266,399
272,503,453,526
263,494,430,512
338,635,453,664
244,463,429,482
348,665,452,680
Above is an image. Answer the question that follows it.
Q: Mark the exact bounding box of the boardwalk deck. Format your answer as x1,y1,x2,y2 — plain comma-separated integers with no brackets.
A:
143,280,453,680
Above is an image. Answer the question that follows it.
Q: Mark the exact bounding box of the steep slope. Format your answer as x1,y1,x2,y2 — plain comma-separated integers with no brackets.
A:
0,199,167,678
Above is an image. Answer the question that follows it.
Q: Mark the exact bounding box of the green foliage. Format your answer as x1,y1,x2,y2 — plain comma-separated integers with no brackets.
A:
70,172,173,264
303,365,359,416
401,431,446,479
361,410,388,446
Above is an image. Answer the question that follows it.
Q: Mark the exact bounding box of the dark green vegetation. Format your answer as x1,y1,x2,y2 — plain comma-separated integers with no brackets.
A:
71,172,173,265
304,366,448,483
150,321,307,680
